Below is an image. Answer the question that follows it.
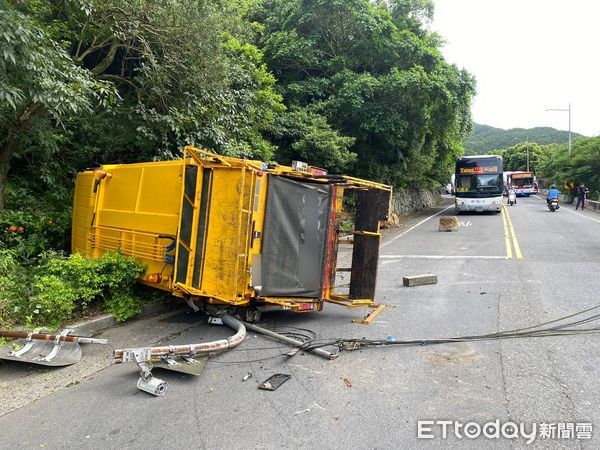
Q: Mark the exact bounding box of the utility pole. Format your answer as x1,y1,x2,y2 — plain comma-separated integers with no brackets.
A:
546,103,572,155
526,135,529,172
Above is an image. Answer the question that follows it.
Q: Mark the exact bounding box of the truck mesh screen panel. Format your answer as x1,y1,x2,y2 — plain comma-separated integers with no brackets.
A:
192,168,212,288
260,176,331,297
176,165,197,284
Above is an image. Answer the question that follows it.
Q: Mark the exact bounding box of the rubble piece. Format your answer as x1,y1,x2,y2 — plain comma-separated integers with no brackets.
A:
403,274,438,287
258,374,291,391
381,211,402,229
438,216,459,232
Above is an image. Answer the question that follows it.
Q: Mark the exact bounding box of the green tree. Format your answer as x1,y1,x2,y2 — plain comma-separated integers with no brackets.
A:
537,138,600,200
252,0,475,186
0,7,109,210
2,0,283,210
497,142,543,172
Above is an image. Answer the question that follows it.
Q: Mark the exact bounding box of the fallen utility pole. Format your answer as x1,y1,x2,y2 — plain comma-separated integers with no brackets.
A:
0,329,107,367
0,330,108,345
113,314,246,396
243,321,338,360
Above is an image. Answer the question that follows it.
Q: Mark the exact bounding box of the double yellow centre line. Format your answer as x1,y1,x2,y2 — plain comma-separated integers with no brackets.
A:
501,205,523,260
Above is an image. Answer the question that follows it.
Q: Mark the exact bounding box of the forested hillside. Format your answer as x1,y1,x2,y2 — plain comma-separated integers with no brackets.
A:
465,123,583,154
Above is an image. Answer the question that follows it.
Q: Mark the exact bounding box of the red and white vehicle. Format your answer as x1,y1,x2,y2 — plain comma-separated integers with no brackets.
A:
503,171,537,196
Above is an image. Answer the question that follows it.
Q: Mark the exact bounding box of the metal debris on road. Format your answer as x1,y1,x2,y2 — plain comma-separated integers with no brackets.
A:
0,329,108,367
113,314,246,396
352,304,386,324
243,321,338,360
242,372,252,382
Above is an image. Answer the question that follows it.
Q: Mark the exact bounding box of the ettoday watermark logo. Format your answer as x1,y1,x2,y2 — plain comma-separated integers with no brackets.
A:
417,420,592,444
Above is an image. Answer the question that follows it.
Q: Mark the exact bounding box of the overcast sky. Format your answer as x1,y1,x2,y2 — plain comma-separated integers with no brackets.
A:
431,0,599,136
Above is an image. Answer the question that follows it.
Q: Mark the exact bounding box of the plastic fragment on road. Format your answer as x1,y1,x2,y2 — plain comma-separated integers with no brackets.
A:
258,373,291,391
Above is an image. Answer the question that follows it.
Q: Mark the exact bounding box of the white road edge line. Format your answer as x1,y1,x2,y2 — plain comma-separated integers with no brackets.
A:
381,204,454,248
533,195,600,224
381,255,506,260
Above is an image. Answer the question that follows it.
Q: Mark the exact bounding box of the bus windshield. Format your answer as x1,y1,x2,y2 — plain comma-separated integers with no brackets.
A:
457,173,503,193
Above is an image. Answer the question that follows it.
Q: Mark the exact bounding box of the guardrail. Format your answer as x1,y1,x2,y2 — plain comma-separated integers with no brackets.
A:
587,199,600,211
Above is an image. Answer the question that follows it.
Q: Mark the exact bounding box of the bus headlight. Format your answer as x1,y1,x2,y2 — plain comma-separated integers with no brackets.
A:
456,199,465,205
494,199,501,204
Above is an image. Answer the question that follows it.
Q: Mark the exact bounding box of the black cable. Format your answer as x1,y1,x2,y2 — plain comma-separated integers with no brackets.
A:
293,304,600,352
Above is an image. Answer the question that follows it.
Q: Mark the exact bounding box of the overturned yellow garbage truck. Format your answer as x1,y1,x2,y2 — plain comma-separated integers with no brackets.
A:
72,146,391,317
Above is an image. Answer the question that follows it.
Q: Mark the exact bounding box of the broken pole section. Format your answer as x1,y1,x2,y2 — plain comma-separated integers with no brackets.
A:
243,321,338,360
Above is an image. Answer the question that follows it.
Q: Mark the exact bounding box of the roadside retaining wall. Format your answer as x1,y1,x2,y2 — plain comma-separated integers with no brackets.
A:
391,189,442,215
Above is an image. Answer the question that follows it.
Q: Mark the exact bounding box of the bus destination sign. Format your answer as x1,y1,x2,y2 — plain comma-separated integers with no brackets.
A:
511,173,533,179
459,167,499,174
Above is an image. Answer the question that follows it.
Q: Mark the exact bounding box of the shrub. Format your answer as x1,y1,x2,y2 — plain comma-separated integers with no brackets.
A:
28,275,77,329
0,250,146,329
0,210,70,264
0,250,29,328
103,292,142,322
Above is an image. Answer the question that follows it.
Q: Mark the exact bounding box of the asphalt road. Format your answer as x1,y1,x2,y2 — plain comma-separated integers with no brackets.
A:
1,195,600,449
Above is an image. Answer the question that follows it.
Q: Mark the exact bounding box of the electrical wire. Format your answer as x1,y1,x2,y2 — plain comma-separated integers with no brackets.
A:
294,303,600,353
126,304,600,366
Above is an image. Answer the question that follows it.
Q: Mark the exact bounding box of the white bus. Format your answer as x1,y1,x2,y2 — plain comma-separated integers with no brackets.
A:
454,155,503,213
503,171,537,196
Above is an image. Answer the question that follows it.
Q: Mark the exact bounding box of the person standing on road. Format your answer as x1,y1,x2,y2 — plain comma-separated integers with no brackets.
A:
575,183,589,210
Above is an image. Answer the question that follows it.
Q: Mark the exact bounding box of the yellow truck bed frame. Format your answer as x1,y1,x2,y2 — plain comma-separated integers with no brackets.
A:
72,146,391,314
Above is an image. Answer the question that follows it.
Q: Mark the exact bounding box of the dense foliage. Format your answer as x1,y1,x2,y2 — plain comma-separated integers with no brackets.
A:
253,0,475,186
536,138,600,200
1,0,284,211
497,142,544,173
1,0,475,210
466,123,583,155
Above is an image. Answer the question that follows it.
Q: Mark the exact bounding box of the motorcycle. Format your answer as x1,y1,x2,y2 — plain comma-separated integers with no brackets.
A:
508,191,516,206
548,198,560,212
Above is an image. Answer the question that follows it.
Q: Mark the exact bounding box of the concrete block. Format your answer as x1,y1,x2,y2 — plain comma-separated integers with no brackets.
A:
439,216,459,232
403,274,438,287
